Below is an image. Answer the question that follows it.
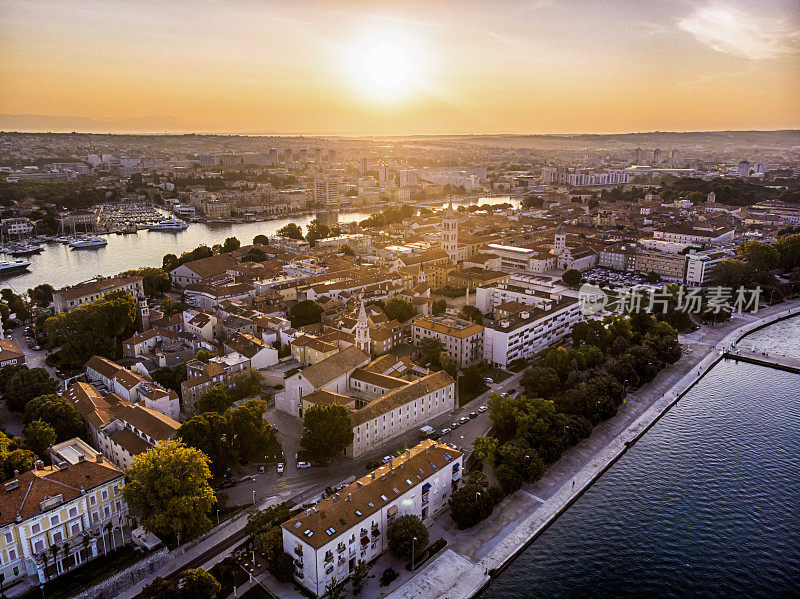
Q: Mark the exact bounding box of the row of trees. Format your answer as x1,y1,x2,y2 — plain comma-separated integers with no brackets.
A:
161,237,241,271
714,235,800,304
299,404,354,464
455,315,681,527
178,398,281,479
359,204,416,228
44,289,138,369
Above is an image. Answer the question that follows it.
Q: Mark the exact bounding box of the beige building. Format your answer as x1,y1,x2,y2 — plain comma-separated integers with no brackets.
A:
0,452,127,587
53,276,143,314
411,316,484,369
282,440,462,597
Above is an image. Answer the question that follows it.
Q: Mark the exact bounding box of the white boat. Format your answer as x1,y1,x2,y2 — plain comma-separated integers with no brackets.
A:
69,236,108,249
0,259,30,276
6,242,44,256
54,236,73,243
148,218,188,231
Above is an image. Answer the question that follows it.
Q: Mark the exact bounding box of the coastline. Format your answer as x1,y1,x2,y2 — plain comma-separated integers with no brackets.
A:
390,301,800,599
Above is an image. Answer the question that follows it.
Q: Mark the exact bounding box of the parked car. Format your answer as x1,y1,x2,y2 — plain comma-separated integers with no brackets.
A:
484,377,494,384
277,463,284,474
217,480,236,489
297,461,311,469
258,465,265,474
382,455,393,464
459,416,469,424
440,427,451,435
469,411,478,419
451,422,460,429
478,405,488,413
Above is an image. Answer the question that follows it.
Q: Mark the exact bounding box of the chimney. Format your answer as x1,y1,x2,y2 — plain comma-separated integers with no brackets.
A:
13,469,19,478
34,460,44,471
96,455,103,464
405,449,411,459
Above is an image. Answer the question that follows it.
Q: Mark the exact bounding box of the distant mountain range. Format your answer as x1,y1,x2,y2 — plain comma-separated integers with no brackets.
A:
0,113,190,134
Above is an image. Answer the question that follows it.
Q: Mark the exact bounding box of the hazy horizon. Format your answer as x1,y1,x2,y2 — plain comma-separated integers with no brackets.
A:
2,1,798,136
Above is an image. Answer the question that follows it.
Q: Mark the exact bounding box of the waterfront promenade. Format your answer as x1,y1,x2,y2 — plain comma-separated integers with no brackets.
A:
387,301,800,599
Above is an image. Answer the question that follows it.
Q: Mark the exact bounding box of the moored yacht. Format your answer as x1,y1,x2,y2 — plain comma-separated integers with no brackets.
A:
147,218,188,231
0,259,31,276
69,236,108,249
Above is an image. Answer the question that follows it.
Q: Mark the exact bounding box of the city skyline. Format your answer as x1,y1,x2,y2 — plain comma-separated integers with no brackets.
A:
1,0,799,135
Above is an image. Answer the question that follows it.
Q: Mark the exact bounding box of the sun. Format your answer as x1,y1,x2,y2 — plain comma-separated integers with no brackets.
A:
348,32,427,102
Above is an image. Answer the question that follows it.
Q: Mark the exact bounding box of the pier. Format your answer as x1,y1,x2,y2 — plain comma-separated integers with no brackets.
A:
722,351,800,374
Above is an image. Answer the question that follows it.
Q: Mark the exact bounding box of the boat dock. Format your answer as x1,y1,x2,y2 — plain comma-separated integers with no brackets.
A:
721,351,800,374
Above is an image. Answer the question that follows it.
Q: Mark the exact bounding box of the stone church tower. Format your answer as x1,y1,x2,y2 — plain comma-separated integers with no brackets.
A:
441,201,458,259
355,299,370,354
554,226,566,256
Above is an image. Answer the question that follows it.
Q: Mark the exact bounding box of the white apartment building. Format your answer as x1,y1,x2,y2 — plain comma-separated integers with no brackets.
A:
411,316,484,369
652,226,735,247
314,177,340,206
0,453,127,587
483,296,583,369
684,249,728,286
282,440,462,597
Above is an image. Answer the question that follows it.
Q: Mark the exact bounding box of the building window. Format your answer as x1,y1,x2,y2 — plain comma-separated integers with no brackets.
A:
4,532,12,544
52,531,63,544
33,540,44,553
50,515,60,526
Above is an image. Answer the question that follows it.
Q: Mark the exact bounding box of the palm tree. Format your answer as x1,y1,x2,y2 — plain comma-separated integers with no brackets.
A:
48,544,59,578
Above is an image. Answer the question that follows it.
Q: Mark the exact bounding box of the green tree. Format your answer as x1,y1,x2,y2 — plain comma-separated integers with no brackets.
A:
6,369,57,412
472,436,498,466
774,234,800,271
276,223,303,240
383,298,416,323
245,504,293,535
140,577,179,599
418,338,445,368
122,440,216,542
178,412,236,479
253,234,270,245
305,220,330,247
300,404,354,463
180,568,221,599
0,364,27,396
162,254,179,272
121,267,171,297
520,366,561,399
151,365,187,395
28,284,54,308
196,385,232,414
561,269,583,288
228,369,262,402
227,399,281,462
340,244,355,256
23,420,56,458
352,560,371,595
221,237,241,253
242,247,267,262
289,300,323,328
387,515,428,561
24,394,85,441
448,482,499,529
459,305,483,324
195,349,213,363
432,299,447,316
2,290,30,322
737,240,780,272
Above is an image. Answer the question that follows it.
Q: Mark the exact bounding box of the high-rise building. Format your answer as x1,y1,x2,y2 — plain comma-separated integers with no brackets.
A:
653,148,661,165
399,169,417,186
268,148,278,166
670,148,680,167
634,147,643,164
314,176,340,206
359,157,370,173
737,160,751,178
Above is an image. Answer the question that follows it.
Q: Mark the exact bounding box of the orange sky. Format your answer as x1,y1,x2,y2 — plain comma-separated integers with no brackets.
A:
1,0,798,135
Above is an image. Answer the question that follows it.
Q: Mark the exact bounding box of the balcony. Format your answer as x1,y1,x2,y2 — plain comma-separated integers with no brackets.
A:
293,546,303,558
371,528,380,538
337,543,346,554
324,552,333,564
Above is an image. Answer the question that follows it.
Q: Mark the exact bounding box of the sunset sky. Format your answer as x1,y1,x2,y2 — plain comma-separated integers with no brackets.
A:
1,0,798,135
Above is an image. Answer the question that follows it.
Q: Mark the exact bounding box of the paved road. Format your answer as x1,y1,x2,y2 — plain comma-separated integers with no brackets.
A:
223,371,524,507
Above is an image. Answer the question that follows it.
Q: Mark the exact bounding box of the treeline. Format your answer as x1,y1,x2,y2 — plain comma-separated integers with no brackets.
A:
658,176,800,206
714,234,800,302
44,289,138,369
162,237,241,271
0,179,108,210
453,315,681,528
359,204,416,228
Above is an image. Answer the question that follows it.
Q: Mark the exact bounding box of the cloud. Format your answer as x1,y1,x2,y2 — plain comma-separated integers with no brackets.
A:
679,3,800,59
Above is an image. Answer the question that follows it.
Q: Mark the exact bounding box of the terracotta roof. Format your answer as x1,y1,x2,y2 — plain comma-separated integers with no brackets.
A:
351,370,453,426
301,389,354,407
86,356,122,380
282,439,461,549
173,253,237,278
224,332,270,359
412,316,484,339
350,368,408,390
0,458,123,527
66,382,115,429
110,428,151,456
56,275,142,302
0,338,24,361
300,346,370,389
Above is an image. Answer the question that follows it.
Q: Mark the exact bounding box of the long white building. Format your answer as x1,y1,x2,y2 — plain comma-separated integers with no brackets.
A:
282,440,462,597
